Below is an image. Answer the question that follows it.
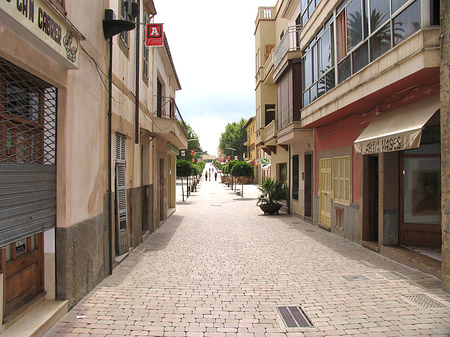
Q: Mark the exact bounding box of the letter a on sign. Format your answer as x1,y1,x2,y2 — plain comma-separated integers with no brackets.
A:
146,24,164,47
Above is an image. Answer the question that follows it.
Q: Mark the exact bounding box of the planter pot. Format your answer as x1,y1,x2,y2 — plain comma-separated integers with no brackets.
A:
259,203,282,215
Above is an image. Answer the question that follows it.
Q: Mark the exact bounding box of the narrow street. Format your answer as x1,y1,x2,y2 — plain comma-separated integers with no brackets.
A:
46,174,450,337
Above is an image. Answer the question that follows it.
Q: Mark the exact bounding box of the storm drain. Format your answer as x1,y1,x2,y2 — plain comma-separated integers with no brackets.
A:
403,294,446,309
342,274,369,281
276,306,312,328
378,271,407,280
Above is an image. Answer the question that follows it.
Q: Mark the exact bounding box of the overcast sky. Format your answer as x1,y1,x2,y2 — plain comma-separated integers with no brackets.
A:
153,0,274,156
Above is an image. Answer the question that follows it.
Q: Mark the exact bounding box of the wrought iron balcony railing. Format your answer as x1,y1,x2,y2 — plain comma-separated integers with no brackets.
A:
274,25,302,70
156,96,187,136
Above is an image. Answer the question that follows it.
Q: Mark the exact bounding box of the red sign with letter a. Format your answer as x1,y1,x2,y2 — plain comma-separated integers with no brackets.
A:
146,24,163,47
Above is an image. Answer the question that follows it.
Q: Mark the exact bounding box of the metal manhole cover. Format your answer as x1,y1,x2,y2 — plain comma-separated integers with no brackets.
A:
378,271,407,280
342,275,369,281
276,306,312,328
403,294,446,309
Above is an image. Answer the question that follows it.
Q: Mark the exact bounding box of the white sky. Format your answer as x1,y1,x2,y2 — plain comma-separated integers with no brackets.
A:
153,0,274,156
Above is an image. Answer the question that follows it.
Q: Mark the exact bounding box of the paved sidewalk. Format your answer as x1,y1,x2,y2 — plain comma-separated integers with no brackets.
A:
46,178,450,337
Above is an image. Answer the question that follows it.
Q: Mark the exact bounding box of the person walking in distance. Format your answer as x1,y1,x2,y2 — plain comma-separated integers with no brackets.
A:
214,171,217,181
205,171,208,181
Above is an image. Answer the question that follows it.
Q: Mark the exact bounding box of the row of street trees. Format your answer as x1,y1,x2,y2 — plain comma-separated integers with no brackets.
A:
176,159,205,201
214,160,253,197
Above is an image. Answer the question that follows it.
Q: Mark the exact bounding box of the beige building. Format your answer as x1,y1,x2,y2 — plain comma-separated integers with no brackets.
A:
0,0,187,332
257,0,448,289
254,4,289,185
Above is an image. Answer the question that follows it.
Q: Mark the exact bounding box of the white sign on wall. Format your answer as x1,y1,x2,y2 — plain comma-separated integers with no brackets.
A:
0,0,81,69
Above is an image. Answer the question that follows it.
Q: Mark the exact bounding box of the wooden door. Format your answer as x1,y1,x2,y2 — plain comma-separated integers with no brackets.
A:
319,158,331,228
2,234,43,320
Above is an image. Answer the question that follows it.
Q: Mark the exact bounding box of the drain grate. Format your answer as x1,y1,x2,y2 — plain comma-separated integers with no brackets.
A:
211,204,222,207
276,306,312,328
342,274,369,281
378,271,407,280
403,294,446,309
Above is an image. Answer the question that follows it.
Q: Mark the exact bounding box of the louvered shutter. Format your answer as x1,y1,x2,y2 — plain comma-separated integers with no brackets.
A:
115,134,127,231
115,163,128,231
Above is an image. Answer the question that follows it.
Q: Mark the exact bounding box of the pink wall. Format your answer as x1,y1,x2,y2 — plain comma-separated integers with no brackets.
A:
314,111,376,204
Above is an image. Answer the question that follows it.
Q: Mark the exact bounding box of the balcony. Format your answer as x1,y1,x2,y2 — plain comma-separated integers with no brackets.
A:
153,97,188,149
255,128,266,146
265,119,277,144
300,28,441,128
274,25,302,72
255,7,275,22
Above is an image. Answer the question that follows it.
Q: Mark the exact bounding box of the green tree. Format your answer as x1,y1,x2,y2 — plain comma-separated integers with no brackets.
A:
219,118,247,161
176,159,192,201
231,161,254,198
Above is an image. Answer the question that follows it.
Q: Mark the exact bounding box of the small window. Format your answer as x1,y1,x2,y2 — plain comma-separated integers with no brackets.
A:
120,0,129,47
333,156,350,205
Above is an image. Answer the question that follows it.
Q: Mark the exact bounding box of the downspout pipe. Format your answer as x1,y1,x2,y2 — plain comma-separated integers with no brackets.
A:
135,1,140,144
108,37,113,274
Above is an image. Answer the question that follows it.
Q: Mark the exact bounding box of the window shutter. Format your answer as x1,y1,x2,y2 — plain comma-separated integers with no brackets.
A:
115,133,127,231
115,163,128,231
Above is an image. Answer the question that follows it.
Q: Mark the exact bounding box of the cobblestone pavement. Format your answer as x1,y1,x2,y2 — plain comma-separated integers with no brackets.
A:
46,175,450,337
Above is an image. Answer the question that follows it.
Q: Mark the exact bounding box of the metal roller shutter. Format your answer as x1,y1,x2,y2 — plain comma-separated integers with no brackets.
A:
0,57,57,246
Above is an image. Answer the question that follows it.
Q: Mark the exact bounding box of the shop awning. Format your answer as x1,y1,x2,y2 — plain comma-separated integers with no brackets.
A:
354,96,440,155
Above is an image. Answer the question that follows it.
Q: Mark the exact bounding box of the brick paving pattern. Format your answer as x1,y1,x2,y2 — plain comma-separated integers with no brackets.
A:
45,174,450,336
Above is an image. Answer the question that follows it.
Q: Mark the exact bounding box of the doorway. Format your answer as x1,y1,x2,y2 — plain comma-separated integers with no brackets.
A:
366,155,379,242
304,154,312,218
319,158,331,228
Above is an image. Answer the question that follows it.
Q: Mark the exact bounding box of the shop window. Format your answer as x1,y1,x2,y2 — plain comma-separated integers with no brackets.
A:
292,155,299,200
403,144,440,224
0,57,57,165
333,156,350,205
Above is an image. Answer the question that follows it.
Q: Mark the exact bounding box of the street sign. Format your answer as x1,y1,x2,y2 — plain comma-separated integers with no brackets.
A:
146,24,164,47
227,156,230,160
234,156,238,160
181,150,185,156
190,149,195,155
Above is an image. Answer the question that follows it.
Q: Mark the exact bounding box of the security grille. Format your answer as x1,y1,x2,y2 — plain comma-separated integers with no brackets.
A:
0,57,57,165
0,57,57,246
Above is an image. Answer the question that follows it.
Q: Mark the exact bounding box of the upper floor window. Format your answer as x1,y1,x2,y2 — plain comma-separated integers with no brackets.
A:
142,14,149,81
301,0,322,26
120,0,129,47
302,17,335,107
302,0,422,108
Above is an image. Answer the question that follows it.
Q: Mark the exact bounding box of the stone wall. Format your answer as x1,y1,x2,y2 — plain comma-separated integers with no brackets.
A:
56,196,108,308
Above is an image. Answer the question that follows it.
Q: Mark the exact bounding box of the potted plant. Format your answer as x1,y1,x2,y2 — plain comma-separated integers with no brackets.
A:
256,178,286,214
